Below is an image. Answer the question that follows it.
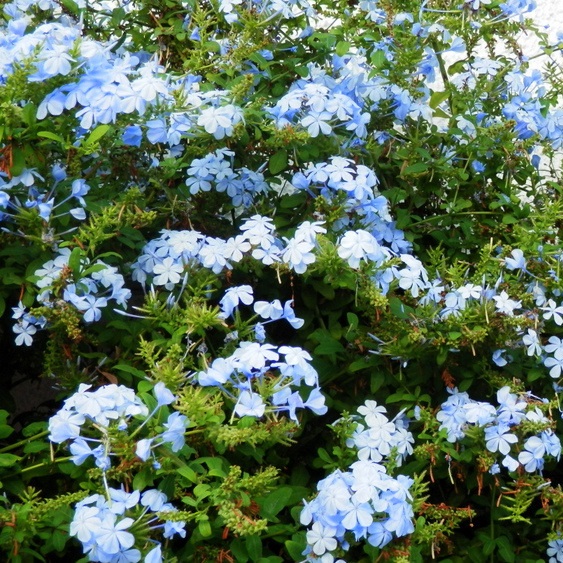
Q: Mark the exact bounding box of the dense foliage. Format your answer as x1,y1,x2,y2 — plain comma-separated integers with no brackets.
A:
2,0,563,561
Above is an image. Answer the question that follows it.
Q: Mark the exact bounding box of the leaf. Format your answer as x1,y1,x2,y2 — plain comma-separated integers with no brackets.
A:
269,150,288,175
132,467,154,490
370,49,387,69
21,103,37,126
246,535,262,562
113,364,147,379
0,453,20,467
403,162,429,175
260,487,294,519
84,124,111,146
22,421,46,437
285,539,305,561
68,247,83,277
429,90,450,109
388,297,413,320
194,483,211,500
0,424,13,440
23,442,48,454
178,465,198,483
197,517,212,537
310,329,345,359
497,536,516,563
10,147,26,177
50,530,68,552
37,131,66,144
335,40,351,56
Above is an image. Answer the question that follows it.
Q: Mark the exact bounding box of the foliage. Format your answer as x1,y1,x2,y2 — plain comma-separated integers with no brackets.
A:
1,0,563,561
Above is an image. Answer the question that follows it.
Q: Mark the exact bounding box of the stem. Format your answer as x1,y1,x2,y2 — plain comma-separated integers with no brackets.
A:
0,430,49,454
490,484,496,563
409,210,498,227
3,456,71,479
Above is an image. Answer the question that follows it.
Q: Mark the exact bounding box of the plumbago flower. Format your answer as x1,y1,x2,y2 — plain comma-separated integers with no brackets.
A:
434,386,561,475
49,382,187,561
12,247,130,345
301,400,415,561
69,488,184,563
193,339,326,422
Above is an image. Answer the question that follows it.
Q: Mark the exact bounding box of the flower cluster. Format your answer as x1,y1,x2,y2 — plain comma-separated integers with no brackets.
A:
48,382,188,471
300,400,415,561
184,148,269,207
217,0,314,24
291,156,409,253
194,340,326,421
436,386,561,474
0,166,90,226
269,78,371,140
548,534,563,563
131,213,328,285
347,400,415,467
13,248,130,345
70,487,185,563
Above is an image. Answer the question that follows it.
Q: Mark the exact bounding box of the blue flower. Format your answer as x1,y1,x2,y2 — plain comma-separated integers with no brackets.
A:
306,522,338,556
547,536,563,563
163,519,187,539
484,424,517,455
220,285,254,318
122,124,143,146
234,391,266,418
161,412,188,452
153,382,175,406
518,436,546,472
96,514,135,555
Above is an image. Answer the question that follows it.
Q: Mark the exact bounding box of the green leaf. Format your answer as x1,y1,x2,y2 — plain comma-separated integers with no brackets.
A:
197,517,212,537
260,486,293,519
21,103,37,126
403,162,429,175
50,530,68,552
22,421,46,437
0,423,13,440
346,312,359,331
194,483,211,500
10,147,26,177
388,297,413,320
68,247,83,277
113,364,147,379
285,539,305,561
497,536,515,563
269,150,288,175
335,40,351,56
178,465,198,483
84,124,111,146
310,329,345,359
370,49,387,69
437,347,448,366
429,90,450,109
37,131,66,144
246,535,262,562
132,466,154,490
23,442,48,454
0,453,20,467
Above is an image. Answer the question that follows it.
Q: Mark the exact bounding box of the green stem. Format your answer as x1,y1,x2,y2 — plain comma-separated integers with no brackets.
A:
3,456,71,480
0,430,49,454
409,211,499,227
490,484,496,563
